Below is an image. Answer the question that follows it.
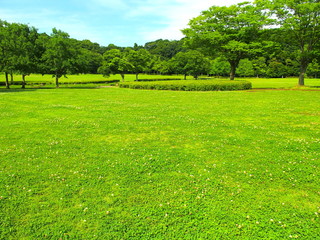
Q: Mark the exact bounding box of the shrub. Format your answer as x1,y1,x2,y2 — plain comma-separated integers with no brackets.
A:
135,78,181,82
119,80,252,91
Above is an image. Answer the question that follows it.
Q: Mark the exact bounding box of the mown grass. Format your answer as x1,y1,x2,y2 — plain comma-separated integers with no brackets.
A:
0,85,319,239
1,73,320,89
0,73,190,85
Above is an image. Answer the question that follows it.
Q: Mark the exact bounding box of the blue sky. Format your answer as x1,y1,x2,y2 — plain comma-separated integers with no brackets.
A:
1,0,248,47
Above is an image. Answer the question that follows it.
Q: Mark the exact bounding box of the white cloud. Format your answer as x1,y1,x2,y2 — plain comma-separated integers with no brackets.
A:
0,0,253,46
138,0,252,42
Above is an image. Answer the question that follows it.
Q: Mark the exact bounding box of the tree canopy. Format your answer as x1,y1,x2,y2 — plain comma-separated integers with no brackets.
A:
169,50,211,79
182,2,271,80
258,0,320,85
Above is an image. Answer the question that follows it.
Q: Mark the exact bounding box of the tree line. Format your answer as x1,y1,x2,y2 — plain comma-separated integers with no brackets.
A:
183,0,320,86
1,0,320,88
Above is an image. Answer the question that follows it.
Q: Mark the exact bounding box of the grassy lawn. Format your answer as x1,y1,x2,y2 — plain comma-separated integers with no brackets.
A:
0,80,319,239
0,73,190,85
1,73,320,89
242,77,320,89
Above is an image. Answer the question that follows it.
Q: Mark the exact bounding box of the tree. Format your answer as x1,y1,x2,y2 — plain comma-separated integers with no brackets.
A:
98,49,132,81
75,48,103,74
0,20,18,88
237,59,255,77
40,28,79,87
144,39,185,60
260,0,320,85
169,50,211,79
182,2,271,80
13,25,40,88
252,57,268,77
210,57,230,77
307,59,320,78
0,20,40,89
126,49,152,80
266,58,288,78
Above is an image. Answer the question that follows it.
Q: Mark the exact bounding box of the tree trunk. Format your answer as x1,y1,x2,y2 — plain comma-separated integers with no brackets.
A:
120,74,125,82
299,61,308,86
136,73,139,81
230,63,236,80
55,75,59,88
22,75,26,89
184,74,187,80
10,72,14,84
5,72,10,89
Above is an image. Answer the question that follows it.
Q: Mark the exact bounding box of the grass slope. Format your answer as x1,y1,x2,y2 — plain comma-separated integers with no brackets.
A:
0,87,319,239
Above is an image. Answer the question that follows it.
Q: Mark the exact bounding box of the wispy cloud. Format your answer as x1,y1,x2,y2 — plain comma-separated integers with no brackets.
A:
0,0,250,46
137,0,251,42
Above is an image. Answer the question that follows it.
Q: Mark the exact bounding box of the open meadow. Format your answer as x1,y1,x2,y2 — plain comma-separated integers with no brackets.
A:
0,77,319,239
2,73,320,89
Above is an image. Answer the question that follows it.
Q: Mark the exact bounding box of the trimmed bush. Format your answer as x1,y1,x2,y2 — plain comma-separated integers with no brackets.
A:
119,80,252,91
134,78,181,82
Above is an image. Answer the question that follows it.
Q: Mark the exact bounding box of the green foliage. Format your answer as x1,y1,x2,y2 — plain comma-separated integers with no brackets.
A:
169,50,211,79
77,48,103,74
182,2,272,80
266,58,289,78
39,28,80,87
119,79,252,91
236,59,255,77
259,0,320,85
0,20,40,88
98,49,132,81
307,59,320,78
209,57,230,77
126,49,152,80
144,39,185,60
99,49,152,81
252,57,268,77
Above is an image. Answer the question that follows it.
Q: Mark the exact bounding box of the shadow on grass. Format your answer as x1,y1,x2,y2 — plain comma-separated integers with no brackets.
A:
0,85,106,92
0,88,39,93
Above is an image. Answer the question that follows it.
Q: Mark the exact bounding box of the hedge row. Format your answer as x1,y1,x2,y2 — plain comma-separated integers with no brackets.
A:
119,80,252,91
135,78,181,82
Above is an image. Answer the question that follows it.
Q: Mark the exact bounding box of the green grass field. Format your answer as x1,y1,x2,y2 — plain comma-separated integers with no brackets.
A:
0,76,319,239
0,73,188,84
1,73,320,89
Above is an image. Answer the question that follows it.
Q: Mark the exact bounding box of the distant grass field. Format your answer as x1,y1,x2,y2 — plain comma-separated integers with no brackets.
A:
0,73,190,84
0,84,319,239
1,73,320,89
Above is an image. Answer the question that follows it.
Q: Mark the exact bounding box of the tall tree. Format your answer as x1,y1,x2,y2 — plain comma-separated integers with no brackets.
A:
126,49,152,80
182,2,271,80
0,20,12,88
98,49,132,81
0,20,39,89
259,0,320,85
40,28,79,88
169,50,211,79
14,25,40,88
